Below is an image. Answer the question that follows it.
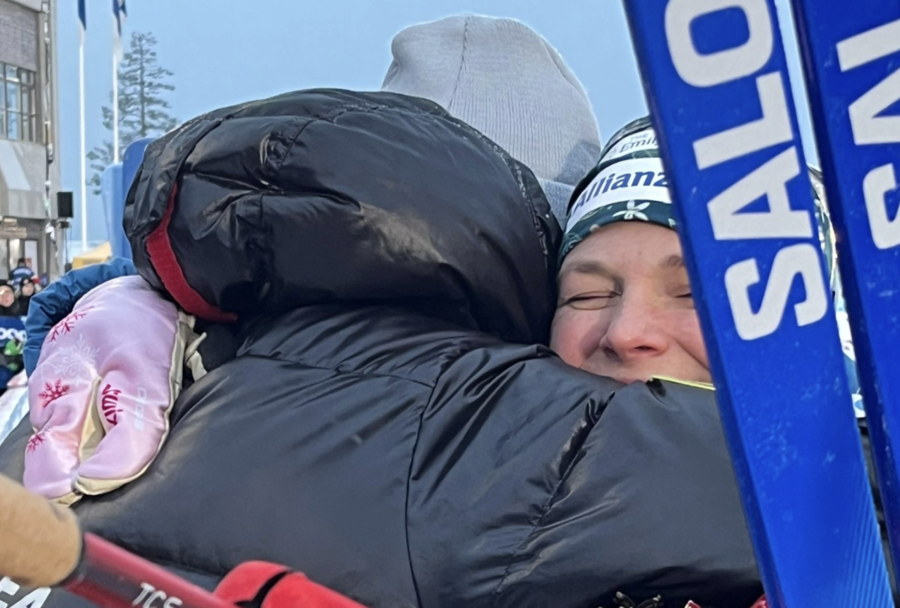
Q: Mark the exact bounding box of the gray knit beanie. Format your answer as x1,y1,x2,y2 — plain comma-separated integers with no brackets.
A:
381,14,602,223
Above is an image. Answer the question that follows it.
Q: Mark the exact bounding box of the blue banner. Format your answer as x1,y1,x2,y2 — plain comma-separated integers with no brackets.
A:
790,0,900,585
0,316,25,389
623,1,892,606
101,164,126,259
99,137,152,260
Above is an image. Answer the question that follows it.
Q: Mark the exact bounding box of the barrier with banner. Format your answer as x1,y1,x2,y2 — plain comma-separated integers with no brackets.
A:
0,317,26,389
100,138,154,262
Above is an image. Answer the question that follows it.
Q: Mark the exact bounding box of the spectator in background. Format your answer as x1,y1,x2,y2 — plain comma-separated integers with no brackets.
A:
0,279,25,389
0,283,18,318
16,279,34,317
9,259,34,288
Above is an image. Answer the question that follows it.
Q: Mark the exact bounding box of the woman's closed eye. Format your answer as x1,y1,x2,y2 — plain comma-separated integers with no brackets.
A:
560,292,620,309
670,287,696,308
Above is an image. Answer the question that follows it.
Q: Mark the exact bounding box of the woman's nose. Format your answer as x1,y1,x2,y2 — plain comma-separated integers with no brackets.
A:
600,296,668,362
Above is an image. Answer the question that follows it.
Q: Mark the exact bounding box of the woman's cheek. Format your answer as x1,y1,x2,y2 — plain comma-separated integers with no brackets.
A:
678,311,710,370
551,309,606,368
551,311,584,366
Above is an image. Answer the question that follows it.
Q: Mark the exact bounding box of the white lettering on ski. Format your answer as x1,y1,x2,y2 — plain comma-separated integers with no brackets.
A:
693,73,793,170
836,17,900,251
707,147,811,240
665,0,828,340
863,164,900,250
838,18,900,145
726,244,828,340
666,0,774,87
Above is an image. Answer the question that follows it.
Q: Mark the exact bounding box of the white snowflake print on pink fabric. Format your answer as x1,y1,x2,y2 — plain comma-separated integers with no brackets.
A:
47,334,100,382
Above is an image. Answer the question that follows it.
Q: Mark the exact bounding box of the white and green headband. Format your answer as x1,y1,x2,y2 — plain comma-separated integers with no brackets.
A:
558,117,837,295
559,120,674,265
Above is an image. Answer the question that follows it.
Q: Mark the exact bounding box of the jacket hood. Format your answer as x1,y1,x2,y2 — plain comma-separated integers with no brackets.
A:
125,89,561,344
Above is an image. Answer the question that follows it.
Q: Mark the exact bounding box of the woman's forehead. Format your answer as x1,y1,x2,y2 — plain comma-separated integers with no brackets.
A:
557,226,691,289
564,222,683,267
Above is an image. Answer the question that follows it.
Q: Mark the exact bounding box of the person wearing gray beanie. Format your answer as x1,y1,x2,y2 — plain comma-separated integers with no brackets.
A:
382,14,602,223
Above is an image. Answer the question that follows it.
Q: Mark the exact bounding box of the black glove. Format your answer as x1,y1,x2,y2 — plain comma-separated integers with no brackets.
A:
600,591,664,608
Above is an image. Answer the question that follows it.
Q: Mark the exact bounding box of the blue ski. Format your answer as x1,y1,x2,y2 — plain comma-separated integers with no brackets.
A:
622,1,892,606
789,0,900,583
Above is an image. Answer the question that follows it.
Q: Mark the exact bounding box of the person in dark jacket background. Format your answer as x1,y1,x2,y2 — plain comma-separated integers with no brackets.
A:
0,281,25,390
16,278,35,318
9,259,35,288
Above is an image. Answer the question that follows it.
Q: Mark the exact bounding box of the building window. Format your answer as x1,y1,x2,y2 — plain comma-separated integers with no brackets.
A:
0,63,37,143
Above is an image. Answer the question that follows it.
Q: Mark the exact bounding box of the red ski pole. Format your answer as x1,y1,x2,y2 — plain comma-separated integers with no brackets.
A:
65,534,236,608
0,474,365,608
0,474,232,608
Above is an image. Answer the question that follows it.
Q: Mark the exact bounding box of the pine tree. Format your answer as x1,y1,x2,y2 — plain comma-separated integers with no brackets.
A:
87,32,177,195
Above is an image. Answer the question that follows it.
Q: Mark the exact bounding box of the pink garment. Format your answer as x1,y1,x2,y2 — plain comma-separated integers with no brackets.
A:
24,275,194,504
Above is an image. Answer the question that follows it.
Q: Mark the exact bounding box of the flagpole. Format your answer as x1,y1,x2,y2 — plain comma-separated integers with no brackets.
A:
79,33,87,252
112,0,125,165
112,54,119,164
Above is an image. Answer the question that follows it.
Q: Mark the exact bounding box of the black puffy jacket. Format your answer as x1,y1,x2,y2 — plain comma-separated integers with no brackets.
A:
0,90,761,607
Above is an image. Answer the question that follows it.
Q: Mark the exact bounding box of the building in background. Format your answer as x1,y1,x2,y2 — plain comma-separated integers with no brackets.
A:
0,0,62,282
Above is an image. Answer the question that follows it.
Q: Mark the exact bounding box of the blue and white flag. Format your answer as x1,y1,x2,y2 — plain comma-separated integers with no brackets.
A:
112,0,127,59
78,0,87,40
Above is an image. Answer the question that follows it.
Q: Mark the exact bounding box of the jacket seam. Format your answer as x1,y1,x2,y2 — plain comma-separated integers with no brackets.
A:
400,346,470,608
239,352,436,389
275,101,443,172
274,109,349,172
491,473,569,606
489,400,606,607
514,160,557,310
403,382,437,608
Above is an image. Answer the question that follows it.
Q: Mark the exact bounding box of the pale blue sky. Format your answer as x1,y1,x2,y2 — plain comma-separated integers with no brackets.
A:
59,0,815,248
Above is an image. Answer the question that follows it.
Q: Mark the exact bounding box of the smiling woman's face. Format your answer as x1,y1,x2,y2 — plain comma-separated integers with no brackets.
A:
0,287,14,308
550,222,711,385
